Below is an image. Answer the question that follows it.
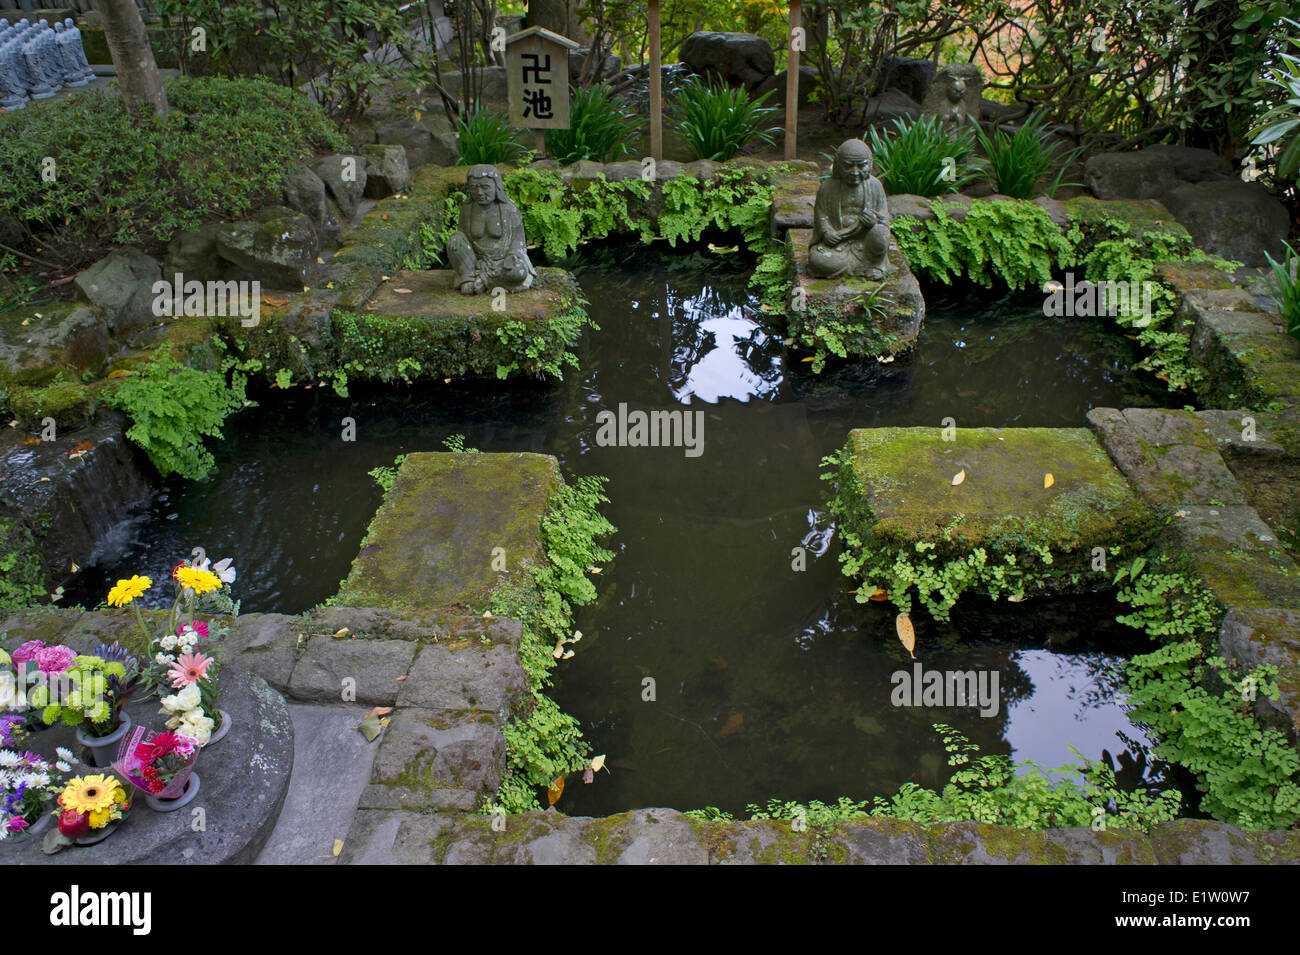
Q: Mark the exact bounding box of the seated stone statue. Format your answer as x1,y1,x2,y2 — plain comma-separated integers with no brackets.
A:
447,165,536,295
807,139,892,281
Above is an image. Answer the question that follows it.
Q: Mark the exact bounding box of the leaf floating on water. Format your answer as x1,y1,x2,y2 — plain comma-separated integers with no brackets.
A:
711,656,729,669
951,469,966,486
1043,472,1055,489
590,754,606,773
896,613,916,659
547,776,565,805
561,649,574,660
801,356,815,362
717,713,745,738
394,288,413,294
867,587,889,602
1007,594,1025,603
261,294,289,307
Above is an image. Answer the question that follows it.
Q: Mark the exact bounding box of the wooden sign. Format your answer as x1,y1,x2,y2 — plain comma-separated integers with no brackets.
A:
505,26,580,130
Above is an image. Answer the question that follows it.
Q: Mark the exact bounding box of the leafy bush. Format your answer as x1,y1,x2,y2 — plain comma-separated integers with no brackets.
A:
673,77,777,161
456,111,528,165
1250,18,1300,180
547,83,639,164
974,111,1083,199
1265,241,1300,339
867,116,980,197
103,347,250,481
0,75,343,267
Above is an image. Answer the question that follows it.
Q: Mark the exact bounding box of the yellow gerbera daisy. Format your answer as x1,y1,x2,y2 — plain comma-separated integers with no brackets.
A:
60,774,121,815
107,575,152,607
174,566,223,595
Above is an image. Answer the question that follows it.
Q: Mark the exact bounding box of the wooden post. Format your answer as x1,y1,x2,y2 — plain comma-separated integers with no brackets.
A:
785,0,801,160
648,0,663,163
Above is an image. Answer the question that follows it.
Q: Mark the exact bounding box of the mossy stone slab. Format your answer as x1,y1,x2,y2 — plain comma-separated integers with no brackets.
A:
840,426,1155,562
336,451,560,612
364,268,571,324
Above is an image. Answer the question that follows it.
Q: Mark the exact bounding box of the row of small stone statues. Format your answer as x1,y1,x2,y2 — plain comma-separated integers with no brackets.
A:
0,18,96,110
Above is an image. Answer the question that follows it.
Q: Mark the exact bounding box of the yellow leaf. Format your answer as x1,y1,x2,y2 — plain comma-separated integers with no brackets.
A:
332,627,350,639
801,356,815,362
1007,594,1025,603
547,776,565,805
332,839,344,857
896,613,916,659
413,108,422,121
951,469,966,486
867,587,888,601
1043,473,1055,489
590,754,606,773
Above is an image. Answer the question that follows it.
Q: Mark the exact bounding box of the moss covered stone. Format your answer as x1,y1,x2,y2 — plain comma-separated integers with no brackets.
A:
1063,195,1193,251
335,451,560,612
9,379,96,431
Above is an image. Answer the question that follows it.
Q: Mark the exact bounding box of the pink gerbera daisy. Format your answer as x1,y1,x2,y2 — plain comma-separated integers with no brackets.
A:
168,651,214,688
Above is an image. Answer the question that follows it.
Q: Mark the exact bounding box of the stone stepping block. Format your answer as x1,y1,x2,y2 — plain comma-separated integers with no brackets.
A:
1087,407,1245,506
1194,409,1284,458
1184,287,1300,406
785,228,925,358
288,637,418,706
336,450,561,612
837,426,1157,584
1166,505,1300,613
396,642,526,713
1219,607,1300,741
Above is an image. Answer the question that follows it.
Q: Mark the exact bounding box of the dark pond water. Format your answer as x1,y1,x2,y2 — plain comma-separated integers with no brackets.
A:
66,242,1191,815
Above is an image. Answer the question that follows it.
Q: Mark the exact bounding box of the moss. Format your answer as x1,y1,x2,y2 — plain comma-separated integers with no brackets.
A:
1064,195,1193,250
9,379,95,430
0,516,47,609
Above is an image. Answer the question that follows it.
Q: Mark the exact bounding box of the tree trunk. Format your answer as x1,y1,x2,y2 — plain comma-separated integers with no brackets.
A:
93,0,168,116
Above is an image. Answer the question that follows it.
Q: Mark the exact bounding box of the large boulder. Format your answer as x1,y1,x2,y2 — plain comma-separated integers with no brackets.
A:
430,131,460,167
865,88,921,124
310,154,368,220
1083,150,1178,200
361,144,411,199
1141,144,1232,184
880,56,935,103
569,48,621,83
679,31,775,91
281,164,341,245
165,223,226,283
215,206,320,290
376,120,435,170
1160,180,1290,267
73,247,161,336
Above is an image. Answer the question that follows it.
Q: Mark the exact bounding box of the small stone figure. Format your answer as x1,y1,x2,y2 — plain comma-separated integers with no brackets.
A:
807,139,892,281
21,22,58,99
447,165,536,295
920,63,984,132
0,42,30,111
57,19,94,87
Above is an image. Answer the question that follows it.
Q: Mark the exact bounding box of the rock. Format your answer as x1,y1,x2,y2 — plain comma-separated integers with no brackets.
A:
436,67,508,105
864,87,921,124
754,65,820,107
288,637,417,706
281,165,340,245
880,57,935,102
165,223,227,283
1218,607,1300,739
310,154,368,220
1084,151,1178,200
563,159,607,184
1159,180,1291,267
1141,144,1232,183
1194,409,1284,457
679,31,775,91
215,205,321,291
376,120,435,170
568,48,620,83
73,247,161,336
1184,287,1298,405
430,131,460,167
360,709,507,812
980,98,1023,122
219,613,301,692
361,144,411,199
396,642,527,714
0,303,111,387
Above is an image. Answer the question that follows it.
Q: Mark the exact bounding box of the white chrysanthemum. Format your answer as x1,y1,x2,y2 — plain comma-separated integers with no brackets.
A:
160,635,177,651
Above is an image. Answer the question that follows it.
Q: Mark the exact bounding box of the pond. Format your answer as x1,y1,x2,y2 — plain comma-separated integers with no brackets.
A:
65,242,1194,816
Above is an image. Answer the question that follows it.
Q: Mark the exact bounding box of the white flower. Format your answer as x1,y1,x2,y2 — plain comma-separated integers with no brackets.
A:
155,652,171,666
213,558,236,585
56,746,74,762
160,635,177,651
0,670,16,711
181,715,213,746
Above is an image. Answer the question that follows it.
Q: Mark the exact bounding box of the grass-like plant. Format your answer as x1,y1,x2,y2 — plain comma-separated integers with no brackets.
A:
1265,240,1300,340
547,83,639,164
866,115,980,197
673,77,777,161
974,111,1084,198
456,110,528,165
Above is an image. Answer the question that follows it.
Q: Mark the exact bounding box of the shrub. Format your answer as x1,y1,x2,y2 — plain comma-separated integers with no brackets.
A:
974,111,1083,199
456,110,529,165
0,75,344,267
867,115,981,197
1265,241,1300,339
673,77,777,161
546,83,639,164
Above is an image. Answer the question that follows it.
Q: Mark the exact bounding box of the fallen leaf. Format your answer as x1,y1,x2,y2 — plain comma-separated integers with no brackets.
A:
69,562,79,573
590,754,606,773
547,776,565,805
561,650,574,660
801,356,815,362
332,627,350,639
867,587,888,601
356,714,384,742
878,354,895,363
1043,472,1055,489
261,294,289,307
393,288,413,294
552,641,566,659
951,469,966,486
362,706,394,721
896,613,916,659
332,839,343,857
587,566,602,574
395,674,407,681
717,713,745,738
711,656,728,669
1007,594,1025,603
107,369,133,379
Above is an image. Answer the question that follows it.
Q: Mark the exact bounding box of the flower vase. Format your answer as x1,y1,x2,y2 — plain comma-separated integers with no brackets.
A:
145,772,200,812
206,709,232,746
77,712,132,768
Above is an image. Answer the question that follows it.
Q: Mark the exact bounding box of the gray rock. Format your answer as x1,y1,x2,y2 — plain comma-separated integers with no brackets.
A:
360,708,506,812
73,246,161,336
754,65,820,108
980,98,1024,122
376,120,434,170
1160,180,1291,266
396,643,527,715
880,56,935,103
361,144,411,198
1195,409,1284,457
281,164,340,245
1218,607,1300,739
1087,407,1245,505
1141,144,1232,183
310,154,368,220
288,637,417,706
215,205,320,290
339,809,460,864
568,48,620,83
56,305,109,372
430,130,459,167
164,223,225,284
679,31,775,90
1084,151,1177,200
865,87,921,124
219,612,302,692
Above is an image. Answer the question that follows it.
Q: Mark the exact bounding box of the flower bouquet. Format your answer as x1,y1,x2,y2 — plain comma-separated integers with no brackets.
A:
114,726,199,810
44,773,131,851
0,747,74,843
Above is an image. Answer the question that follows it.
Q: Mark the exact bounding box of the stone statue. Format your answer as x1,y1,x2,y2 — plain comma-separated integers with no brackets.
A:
21,21,58,99
447,165,536,295
57,19,94,86
807,139,892,281
920,63,984,132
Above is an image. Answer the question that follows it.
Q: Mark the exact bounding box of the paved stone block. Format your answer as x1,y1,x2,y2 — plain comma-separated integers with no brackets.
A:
396,642,527,713
220,612,301,692
360,707,505,812
288,637,416,705
1088,407,1245,505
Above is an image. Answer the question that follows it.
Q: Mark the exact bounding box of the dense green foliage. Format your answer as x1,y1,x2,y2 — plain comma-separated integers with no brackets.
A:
974,112,1083,199
0,76,343,266
1264,241,1300,340
672,77,778,161
103,346,250,481
457,111,529,165
867,116,981,197
0,517,46,610
1112,556,1221,641
1250,18,1300,180
546,84,640,164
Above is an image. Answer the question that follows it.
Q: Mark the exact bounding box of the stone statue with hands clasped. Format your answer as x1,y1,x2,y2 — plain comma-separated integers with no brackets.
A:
807,138,892,281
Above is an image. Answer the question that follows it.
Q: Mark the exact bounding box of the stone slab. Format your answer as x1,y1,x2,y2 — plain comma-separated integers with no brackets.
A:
255,704,380,865
335,451,560,612
363,268,571,324
288,637,417,706
218,612,302,692
1166,505,1300,614
1087,407,1245,505
1218,608,1300,741
359,707,505,812
396,642,527,714
1194,410,1285,457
